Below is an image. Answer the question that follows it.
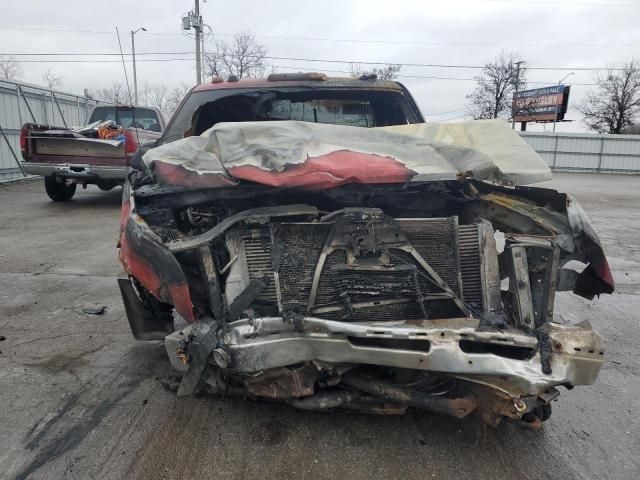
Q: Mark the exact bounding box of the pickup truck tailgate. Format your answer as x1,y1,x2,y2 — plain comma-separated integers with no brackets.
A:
33,136,126,163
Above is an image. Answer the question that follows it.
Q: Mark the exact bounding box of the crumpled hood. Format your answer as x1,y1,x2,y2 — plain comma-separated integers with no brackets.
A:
143,119,552,189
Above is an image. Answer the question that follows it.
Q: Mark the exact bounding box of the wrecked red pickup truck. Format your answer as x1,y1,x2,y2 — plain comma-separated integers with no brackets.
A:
117,74,613,427
21,105,165,201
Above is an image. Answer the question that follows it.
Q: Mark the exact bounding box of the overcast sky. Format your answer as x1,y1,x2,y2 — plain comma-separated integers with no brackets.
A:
2,0,639,132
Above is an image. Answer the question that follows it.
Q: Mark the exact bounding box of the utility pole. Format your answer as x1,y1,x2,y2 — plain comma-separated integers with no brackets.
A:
201,27,206,84
512,60,525,130
131,27,147,105
182,2,203,84
194,0,202,85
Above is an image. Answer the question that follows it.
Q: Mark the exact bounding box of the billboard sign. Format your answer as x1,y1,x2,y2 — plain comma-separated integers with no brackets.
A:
512,85,571,122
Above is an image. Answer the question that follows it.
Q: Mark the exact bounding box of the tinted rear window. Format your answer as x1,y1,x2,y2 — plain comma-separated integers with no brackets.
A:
89,107,161,132
161,87,420,145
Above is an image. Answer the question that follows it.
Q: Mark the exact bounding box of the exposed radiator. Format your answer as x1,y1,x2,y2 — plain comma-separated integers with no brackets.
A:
236,216,484,321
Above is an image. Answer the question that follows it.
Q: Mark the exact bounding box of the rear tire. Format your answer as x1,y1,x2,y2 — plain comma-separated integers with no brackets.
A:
44,176,76,201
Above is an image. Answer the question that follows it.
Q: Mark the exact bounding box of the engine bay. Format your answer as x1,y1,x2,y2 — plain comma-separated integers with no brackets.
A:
118,178,612,426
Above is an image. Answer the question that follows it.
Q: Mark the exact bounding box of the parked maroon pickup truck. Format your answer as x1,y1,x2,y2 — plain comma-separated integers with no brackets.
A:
20,105,165,201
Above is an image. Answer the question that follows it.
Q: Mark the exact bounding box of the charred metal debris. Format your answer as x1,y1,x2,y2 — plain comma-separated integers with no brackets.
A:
119,177,610,427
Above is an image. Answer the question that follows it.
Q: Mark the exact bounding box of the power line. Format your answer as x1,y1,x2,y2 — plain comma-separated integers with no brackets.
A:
5,57,600,85
1,51,193,56
270,64,599,85
7,58,196,63
209,33,639,48
0,27,185,36
1,26,638,48
1,51,624,71
262,55,622,72
477,0,637,6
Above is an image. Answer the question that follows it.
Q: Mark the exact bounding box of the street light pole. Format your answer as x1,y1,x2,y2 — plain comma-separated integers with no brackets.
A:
553,72,574,132
131,27,147,105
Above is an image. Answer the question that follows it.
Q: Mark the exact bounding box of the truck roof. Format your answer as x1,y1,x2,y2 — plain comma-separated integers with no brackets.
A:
191,74,406,93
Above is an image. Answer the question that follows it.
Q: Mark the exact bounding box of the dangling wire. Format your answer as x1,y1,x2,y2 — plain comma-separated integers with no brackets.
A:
115,27,140,148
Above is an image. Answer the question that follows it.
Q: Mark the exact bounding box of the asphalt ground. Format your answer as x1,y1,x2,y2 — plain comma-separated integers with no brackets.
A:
1,173,639,480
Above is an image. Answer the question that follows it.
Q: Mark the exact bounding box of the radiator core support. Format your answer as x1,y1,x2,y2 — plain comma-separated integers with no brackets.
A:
223,212,499,322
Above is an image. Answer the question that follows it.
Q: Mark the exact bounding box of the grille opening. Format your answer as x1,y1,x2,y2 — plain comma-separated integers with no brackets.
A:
239,217,484,321
348,336,430,352
459,340,535,360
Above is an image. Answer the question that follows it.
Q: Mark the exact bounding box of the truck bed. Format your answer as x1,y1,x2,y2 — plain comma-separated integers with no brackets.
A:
21,124,160,181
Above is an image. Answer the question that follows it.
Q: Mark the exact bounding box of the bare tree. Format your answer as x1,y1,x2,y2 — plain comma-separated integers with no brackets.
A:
466,51,527,120
578,59,640,134
165,83,192,115
350,63,402,80
0,56,23,80
42,69,64,89
140,83,169,111
91,82,125,103
204,31,267,79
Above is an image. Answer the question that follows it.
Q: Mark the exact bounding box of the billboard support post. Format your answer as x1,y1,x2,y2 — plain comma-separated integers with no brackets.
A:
512,61,525,130
553,73,575,132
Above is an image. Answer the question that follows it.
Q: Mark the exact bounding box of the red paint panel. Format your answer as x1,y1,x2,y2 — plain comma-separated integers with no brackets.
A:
120,228,196,323
153,161,237,188
228,150,414,189
594,255,615,291
167,285,195,323
119,199,130,237
119,235,162,296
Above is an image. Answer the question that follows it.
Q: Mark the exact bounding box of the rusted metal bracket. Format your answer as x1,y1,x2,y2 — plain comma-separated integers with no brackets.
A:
341,373,476,419
528,245,560,326
176,321,218,396
478,221,502,317
504,243,535,329
198,245,225,324
397,244,470,317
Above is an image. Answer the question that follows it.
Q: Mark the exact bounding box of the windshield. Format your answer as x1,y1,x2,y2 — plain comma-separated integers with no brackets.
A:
88,106,162,132
161,87,421,145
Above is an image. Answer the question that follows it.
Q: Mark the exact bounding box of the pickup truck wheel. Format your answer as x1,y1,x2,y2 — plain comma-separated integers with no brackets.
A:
44,176,76,201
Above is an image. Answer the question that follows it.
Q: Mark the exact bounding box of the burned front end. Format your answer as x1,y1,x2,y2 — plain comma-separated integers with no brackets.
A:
118,120,613,426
